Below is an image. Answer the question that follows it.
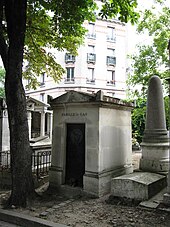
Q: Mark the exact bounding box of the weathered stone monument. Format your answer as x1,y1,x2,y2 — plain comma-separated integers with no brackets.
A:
140,75,169,172
163,76,170,206
0,98,10,152
110,76,167,202
49,90,133,197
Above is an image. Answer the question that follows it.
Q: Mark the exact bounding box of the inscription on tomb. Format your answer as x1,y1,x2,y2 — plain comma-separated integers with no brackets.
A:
61,112,87,117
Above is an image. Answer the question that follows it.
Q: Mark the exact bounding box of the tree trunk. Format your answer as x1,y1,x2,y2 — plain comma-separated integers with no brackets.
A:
4,0,34,207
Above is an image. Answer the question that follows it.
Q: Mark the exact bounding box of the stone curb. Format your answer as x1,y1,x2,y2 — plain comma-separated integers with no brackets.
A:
0,208,67,227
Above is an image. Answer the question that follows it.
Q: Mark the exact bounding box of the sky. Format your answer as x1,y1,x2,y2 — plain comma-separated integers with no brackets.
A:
127,0,170,55
127,0,154,55
0,1,169,68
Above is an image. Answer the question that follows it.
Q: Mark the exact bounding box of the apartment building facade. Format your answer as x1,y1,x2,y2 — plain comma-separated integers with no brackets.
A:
25,18,128,103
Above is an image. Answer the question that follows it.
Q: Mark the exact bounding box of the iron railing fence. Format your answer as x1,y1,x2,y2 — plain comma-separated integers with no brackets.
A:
32,150,51,179
0,149,51,180
0,150,10,170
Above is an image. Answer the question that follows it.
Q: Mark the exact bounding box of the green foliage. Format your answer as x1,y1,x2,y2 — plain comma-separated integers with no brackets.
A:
164,95,170,130
127,0,170,143
99,0,139,24
0,67,5,98
131,98,146,143
127,0,170,98
132,96,170,144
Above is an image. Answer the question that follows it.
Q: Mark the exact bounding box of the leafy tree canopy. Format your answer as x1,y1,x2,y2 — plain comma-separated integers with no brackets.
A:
126,0,170,143
127,0,170,98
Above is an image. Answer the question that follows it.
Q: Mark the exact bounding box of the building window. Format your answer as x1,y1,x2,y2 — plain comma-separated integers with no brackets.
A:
40,73,45,86
87,23,96,39
107,70,115,85
107,27,116,42
106,48,116,66
65,53,75,63
25,78,31,90
107,48,115,57
65,67,75,83
40,93,45,102
88,45,95,53
87,45,96,64
87,68,95,83
106,56,116,65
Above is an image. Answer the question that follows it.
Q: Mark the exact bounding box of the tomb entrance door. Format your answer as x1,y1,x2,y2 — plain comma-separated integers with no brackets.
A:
65,123,85,187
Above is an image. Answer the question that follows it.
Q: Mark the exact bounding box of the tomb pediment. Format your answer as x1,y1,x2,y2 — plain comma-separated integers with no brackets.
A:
26,97,49,112
50,90,95,105
50,90,134,109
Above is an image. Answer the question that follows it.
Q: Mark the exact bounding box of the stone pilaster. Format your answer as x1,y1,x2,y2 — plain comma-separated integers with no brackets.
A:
40,111,46,137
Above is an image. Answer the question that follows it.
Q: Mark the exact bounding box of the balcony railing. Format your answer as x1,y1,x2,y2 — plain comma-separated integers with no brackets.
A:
106,56,116,66
107,80,115,86
64,78,75,83
107,36,116,42
65,53,75,63
87,53,96,64
86,78,95,84
40,82,45,87
87,33,96,39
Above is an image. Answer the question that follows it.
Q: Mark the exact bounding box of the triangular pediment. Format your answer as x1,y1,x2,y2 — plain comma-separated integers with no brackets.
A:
26,97,49,111
51,90,95,105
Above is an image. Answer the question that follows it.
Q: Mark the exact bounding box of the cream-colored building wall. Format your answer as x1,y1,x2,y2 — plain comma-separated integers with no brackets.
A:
99,107,132,172
25,18,127,102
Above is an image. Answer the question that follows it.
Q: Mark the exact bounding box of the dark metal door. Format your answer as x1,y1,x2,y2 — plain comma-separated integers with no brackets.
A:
66,123,85,187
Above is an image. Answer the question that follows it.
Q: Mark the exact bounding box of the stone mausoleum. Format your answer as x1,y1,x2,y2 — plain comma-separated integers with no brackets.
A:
49,90,133,197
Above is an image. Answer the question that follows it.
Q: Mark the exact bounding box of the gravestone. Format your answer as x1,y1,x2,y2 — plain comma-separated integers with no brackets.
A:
140,75,169,172
163,76,170,206
0,99,10,152
49,90,133,197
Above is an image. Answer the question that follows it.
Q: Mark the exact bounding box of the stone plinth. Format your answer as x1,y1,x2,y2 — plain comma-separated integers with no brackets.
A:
140,143,169,172
111,172,167,201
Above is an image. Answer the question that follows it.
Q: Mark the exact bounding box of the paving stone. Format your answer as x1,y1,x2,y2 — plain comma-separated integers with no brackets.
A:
39,211,48,217
65,200,72,204
140,201,159,209
53,205,60,209
68,199,74,202
158,207,170,213
58,202,66,206
46,208,55,213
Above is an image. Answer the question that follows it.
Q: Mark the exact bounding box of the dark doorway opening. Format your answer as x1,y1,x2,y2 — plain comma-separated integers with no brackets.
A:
65,123,85,187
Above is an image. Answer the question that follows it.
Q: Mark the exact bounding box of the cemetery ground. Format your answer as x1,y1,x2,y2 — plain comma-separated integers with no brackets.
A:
0,153,170,227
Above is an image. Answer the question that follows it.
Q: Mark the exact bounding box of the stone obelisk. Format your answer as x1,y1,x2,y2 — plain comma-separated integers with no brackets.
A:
163,76,170,206
140,75,169,172
163,40,170,205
